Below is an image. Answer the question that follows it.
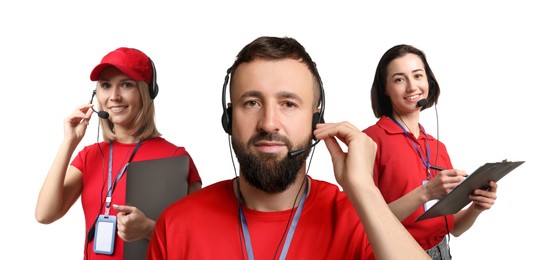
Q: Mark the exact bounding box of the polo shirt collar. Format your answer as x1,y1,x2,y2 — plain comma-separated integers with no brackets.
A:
377,116,434,141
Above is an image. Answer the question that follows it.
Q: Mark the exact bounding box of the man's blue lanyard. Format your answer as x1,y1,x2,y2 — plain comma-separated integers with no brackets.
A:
104,140,143,215
238,179,309,260
390,117,432,180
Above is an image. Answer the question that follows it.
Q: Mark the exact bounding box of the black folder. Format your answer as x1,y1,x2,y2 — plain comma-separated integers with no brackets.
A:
123,156,189,260
416,160,524,222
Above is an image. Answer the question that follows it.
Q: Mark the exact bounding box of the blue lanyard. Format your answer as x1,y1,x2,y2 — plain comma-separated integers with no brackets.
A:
238,180,309,260
104,140,142,215
390,117,432,180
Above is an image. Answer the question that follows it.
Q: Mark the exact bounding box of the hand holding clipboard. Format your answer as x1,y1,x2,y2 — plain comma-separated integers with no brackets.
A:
416,160,525,222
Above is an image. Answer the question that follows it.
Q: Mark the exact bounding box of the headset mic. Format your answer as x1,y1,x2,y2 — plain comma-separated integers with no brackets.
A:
92,109,109,119
288,140,321,158
90,90,109,119
416,98,428,107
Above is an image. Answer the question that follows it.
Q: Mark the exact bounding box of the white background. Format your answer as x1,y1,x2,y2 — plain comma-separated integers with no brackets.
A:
1,1,547,259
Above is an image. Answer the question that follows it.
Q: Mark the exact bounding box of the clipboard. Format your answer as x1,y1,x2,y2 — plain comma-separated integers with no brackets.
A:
416,160,524,222
123,156,189,260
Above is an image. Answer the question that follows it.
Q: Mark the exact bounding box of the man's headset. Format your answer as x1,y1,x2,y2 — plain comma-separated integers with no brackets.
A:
90,56,159,119
220,64,325,158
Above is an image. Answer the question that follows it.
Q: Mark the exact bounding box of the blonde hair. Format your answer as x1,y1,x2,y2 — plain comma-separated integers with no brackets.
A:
97,81,161,142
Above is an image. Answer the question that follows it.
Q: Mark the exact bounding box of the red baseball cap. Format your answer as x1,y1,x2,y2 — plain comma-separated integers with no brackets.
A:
90,47,153,84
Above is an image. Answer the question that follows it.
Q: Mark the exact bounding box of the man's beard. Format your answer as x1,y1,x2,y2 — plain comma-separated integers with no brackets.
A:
232,132,311,194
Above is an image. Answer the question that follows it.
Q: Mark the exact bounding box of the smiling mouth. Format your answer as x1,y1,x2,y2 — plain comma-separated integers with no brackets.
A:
109,106,127,112
406,94,421,101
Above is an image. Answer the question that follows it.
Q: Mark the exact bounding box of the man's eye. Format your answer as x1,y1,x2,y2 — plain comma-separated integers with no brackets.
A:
284,101,297,108
245,100,259,107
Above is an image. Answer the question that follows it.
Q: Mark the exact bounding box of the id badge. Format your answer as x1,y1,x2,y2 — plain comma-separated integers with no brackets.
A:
93,215,117,255
422,180,438,212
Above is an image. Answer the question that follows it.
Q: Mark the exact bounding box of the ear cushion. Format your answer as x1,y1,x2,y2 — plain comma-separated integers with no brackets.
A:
148,58,159,99
222,107,232,135
312,112,324,140
312,112,320,133
149,83,159,99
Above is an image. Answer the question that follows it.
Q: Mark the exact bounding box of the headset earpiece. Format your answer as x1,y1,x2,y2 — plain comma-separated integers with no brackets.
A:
312,111,324,141
149,82,158,99
222,107,232,135
312,112,320,132
221,68,232,135
148,58,159,99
